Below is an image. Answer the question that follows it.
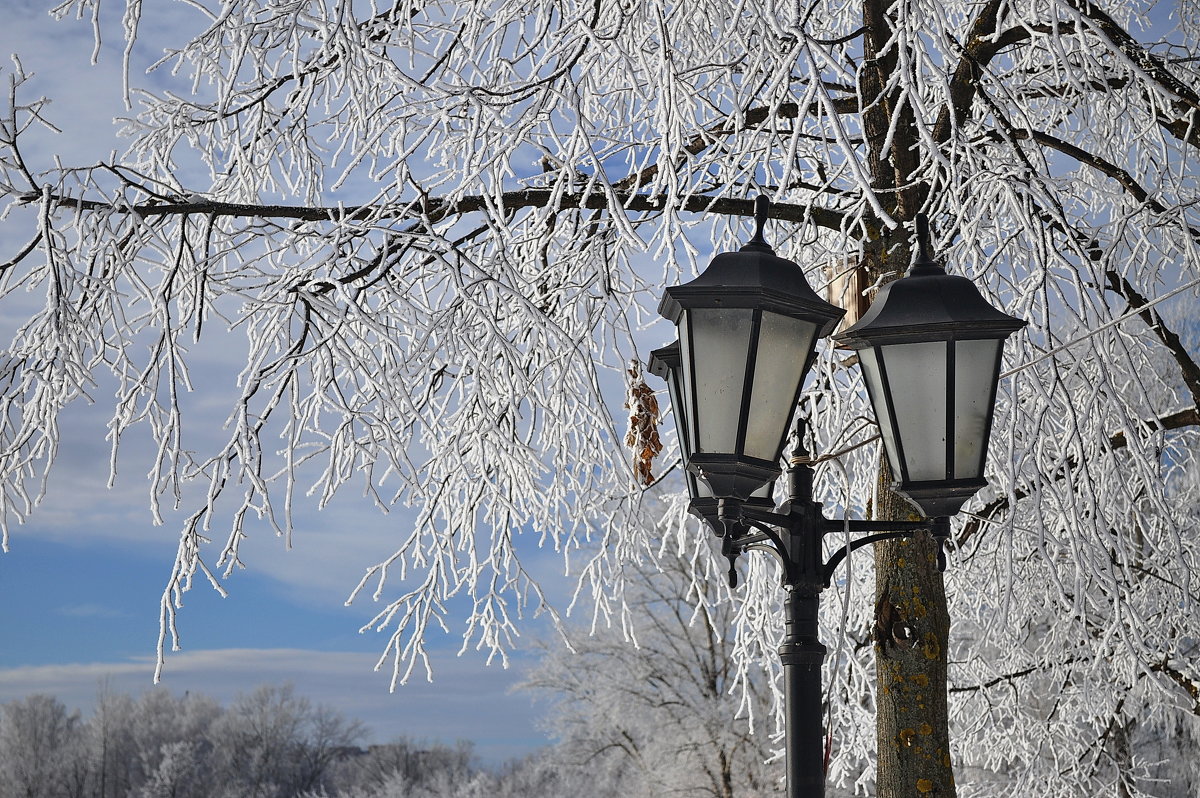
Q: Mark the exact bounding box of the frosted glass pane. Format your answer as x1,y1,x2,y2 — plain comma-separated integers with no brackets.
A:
678,311,698,454
882,341,947,482
744,312,817,461
667,354,715,499
953,338,1002,479
666,363,691,461
859,347,902,478
689,308,754,454
676,314,700,458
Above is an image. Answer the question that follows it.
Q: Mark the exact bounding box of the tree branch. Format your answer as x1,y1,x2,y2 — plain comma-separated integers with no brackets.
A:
21,188,849,232
939,8,1200,151
948,663,1042,693
1063,0,1200,113
1103,271,1200,409
957,406,1200,548
934,0,1012,144
1149,659,1200,715
611,98,858,193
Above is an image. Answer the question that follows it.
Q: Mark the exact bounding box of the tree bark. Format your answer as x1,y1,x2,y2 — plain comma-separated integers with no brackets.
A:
873,465,955,796
859,0,960,790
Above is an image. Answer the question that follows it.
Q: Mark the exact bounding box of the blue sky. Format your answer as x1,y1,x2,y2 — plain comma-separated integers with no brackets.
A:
0,3,561,764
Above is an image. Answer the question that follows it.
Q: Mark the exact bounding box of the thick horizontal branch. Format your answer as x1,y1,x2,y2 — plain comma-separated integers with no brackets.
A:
22,188,848,232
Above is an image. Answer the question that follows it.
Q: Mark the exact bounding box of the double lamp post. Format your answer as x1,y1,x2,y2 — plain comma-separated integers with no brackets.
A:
647,197,1025,797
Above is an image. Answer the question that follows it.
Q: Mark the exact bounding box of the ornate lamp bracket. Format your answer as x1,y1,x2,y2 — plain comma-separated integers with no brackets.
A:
705,459,951,590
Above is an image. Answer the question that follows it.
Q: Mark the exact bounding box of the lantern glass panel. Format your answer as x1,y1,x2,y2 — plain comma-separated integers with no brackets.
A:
858,347,902,477
881,341,947,481
676,324,697,454
664,359,693,461
684,308,755,454
953,338,1003,479
654,341,771,504
743,312,818,461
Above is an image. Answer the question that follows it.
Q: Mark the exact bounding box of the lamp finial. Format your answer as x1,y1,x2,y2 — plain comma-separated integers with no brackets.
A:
747,195,771,249
916,214,932,262
910,213,943,275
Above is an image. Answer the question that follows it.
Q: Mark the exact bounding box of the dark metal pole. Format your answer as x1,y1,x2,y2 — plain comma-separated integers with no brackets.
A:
780,587,827,798
778,441,827,797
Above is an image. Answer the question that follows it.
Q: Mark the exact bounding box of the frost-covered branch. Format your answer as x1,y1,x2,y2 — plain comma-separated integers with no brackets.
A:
16,187,849,231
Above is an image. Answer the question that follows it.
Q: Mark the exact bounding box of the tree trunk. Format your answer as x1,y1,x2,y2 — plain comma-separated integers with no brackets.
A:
858,0,957,790
873,465,954,796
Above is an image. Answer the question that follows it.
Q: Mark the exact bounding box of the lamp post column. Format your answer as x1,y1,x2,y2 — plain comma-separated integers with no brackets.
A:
776,449,829,798
781,586,827,798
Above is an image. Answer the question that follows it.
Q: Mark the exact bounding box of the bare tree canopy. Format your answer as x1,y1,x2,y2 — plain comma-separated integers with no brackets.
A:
2,0,1199,794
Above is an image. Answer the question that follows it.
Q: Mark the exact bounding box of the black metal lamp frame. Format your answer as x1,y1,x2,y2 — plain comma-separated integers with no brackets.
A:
651,201,1019,797
709,434,948,798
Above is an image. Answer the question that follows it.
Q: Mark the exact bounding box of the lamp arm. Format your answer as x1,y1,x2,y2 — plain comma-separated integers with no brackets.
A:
729,518,794,585
821,530,915,586
821,516,952,585
739,517,789,552
716,492,952,589
738,505,796,527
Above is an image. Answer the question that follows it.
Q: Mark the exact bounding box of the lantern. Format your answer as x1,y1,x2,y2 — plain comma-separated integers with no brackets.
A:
834,216,1026,517
649,342,774,530
657,197,845,501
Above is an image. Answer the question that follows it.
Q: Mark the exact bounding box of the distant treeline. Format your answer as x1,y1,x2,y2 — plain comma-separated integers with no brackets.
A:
0,685,574,798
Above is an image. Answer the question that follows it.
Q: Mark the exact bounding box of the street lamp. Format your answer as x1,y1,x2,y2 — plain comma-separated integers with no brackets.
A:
833,216,1027,518
649,198,1024,798
656,199,845,503
647,341,775,534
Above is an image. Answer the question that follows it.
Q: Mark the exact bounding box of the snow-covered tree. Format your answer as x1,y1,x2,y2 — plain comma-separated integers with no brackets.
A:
138,740,205,798
523,539,779,797
2,1,1198,795
0,694,87,798
210,684,364,798
125,690,222,795
87,687,139,798
319,740,495,798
